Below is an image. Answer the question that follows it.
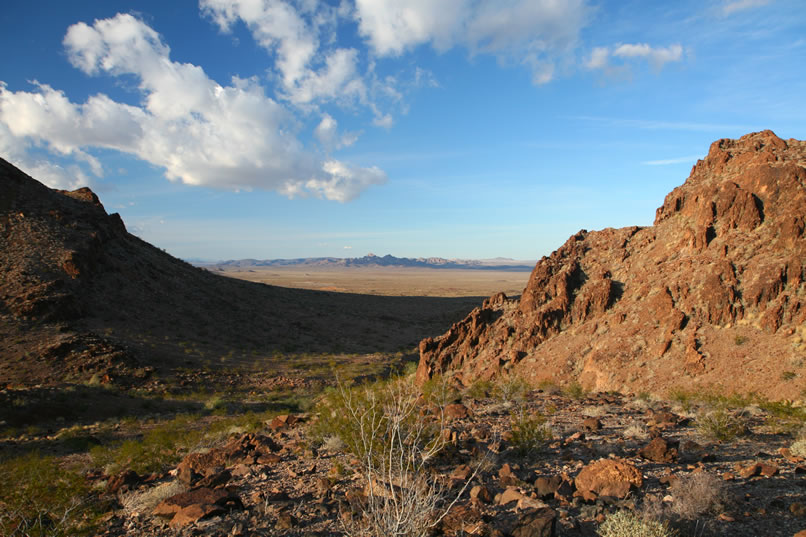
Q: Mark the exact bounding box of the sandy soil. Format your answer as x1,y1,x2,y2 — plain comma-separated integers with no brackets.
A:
211,266,532,297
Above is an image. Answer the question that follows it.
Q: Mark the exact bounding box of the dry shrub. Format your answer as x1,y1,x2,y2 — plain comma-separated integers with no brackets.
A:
493,373,531,404
695,409,748,442
790,429,806,458
668,472,726,520
328,376,475,537
582,405,609,418
622,421,650,441
120,480,186,517
597,510,678,537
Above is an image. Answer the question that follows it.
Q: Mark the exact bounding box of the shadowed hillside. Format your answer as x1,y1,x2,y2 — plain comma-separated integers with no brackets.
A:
0,158,479,387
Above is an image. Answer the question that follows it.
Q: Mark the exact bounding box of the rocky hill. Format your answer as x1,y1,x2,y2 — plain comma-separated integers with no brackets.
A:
418,131,806,400
0,158,476,387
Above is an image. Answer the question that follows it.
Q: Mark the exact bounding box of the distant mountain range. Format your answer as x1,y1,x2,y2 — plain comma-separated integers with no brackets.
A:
199,253,536,271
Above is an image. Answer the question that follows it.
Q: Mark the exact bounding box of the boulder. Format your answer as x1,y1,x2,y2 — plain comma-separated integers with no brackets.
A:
574,458,643,502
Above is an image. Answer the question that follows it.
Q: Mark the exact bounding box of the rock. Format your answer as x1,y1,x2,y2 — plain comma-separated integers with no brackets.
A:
794,531,806,537
268,414,300,431
553,474,576,503
106,469,141,495
581,417,602,432
499,486,526,506
195,469,231,489
470,485,492,504
416,131,806,401
574,458,643,502
638,436,679,463
439,503,484,536
499,463,519,486
510,507,557,537
760,463,779,477
169,503,225,528
153,487,242,518
451,464,473,481
445,403,470,420
791,503,806,517
276,511,297,530
535,475,562,499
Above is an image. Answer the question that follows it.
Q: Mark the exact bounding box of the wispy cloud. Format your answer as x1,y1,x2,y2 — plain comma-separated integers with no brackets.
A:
572,116,753,132
722,0,773,15
642,156,700,165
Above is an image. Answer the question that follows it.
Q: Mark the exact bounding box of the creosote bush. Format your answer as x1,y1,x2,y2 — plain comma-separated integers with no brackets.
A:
0,452,92,537
563,381,587,400
597,510,678,537
509,410,553,456
315,376,472,537
695,409,748,442
493,373,531,404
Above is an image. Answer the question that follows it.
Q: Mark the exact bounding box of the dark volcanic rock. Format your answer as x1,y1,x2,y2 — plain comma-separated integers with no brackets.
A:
417,131,806,399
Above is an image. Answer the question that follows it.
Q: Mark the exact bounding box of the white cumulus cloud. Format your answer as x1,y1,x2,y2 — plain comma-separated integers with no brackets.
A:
0,13,386,201
354,0,590,85
586,43,684,74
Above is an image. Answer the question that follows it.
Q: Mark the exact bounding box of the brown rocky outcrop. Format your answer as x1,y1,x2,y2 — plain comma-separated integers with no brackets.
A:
417,131,806,399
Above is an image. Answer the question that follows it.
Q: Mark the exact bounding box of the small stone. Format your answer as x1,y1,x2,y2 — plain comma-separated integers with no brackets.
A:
791,503,806,517
535,475,562,499
638,436,679,463
510,507,556,537
759,463,779,477
470,485,492,504
445,403,470,419
581,418,602,432
498,486,525,506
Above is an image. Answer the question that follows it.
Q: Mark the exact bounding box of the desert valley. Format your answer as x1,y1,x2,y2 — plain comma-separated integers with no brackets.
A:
1,130,805,537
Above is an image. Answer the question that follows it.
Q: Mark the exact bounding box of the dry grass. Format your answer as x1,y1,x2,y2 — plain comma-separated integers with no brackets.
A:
120,480,187,517
582,405,610,418
597,510,678,537
623,421,650,441
668,472,727,520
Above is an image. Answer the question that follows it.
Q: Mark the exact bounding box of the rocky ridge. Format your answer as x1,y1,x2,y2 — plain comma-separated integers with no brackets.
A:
418,131,806,399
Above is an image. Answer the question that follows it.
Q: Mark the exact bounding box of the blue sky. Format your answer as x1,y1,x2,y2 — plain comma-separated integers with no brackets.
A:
1,0,804,261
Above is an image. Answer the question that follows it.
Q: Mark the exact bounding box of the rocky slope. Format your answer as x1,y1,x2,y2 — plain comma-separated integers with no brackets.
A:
418,131,806,399
0,158,475,386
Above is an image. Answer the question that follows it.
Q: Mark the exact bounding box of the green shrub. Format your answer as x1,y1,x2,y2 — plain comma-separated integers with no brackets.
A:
465,379,494,400
563,381,587,400
781,371,797,381
493,373,531,403
0,452,92,537
597,510,678,537
313,377,443,466
696,409,748,442
421,374,459,407
510,410,552,456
